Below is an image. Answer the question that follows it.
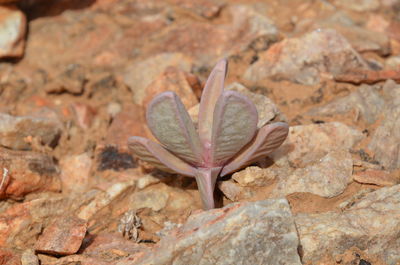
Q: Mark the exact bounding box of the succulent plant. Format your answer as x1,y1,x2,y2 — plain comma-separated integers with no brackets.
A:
128,59,289,210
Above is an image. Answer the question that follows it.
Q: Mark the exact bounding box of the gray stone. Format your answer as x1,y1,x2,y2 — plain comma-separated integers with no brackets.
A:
369,81,400,169
244,29,368,85
0,6,26,58
272,149,353,198
0,113,62,150
123,53,193,105
306,84,385,124
295,184,400,265
123,199,301,265
271,122,364,168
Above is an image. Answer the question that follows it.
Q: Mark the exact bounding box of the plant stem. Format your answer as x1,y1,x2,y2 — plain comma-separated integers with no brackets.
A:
195,167,222,210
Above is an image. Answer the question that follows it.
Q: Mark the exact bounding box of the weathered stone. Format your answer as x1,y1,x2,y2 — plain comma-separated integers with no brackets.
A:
122,199,301,265
0,148,61,200
129,183,196,212
315,12,390,55
226,82,286,127
333,0,380,11
0,248,21,265
70,102,96,130
59,153,92,193
123,53,193,106
104,104,148,152
0,6,26,58
0,195,69,248
136,174,161,190
271,122,364,168
43,64,87,95
244,29,368,85
168,0,223,18
77,181,135,221
306,84,385,124
369,80,400,169
232,166,277,187
0,113,62,150
295,184,400,265
35,215,87,255
272,149,353,198
142,66,198,109
353,169,400,186
21,249,39,265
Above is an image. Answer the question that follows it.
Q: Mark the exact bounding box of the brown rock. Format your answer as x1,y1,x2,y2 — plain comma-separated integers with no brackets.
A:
0,248,21,265
0,194,68,248
142,66,199,109
70,103,96,130
35,216,87,256
244,29,368,85
354,169,400,186
232,166,276,187
0,148,61,200
104,104,148,152
168,0,223,18
20,249,39,265
123,53,193,106
0,113,62,151
0,6,26,58
59,153,92,193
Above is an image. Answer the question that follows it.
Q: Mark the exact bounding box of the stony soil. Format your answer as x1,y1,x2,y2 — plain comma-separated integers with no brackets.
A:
0,0,400,264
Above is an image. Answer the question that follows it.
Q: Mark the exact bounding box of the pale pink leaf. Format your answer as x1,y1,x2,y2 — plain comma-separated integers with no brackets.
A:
146,91,202,165
220,122,289,176
128,136,196,177
198,59,228,147
210,91,258,166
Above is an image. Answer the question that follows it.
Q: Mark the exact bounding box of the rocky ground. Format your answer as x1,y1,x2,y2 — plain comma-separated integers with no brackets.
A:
0,0,400,264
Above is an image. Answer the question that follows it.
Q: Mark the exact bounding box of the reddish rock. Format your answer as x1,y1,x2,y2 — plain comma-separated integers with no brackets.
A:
34,216,87,256
142,67,199,109
70,103,96,130
104,104,149,151
59,153,92,193
354,169,400,186
0,248,21,265
0,5,26,58
0,148,61,200
168,0,223,18
0,195,68,248
244,29,368,85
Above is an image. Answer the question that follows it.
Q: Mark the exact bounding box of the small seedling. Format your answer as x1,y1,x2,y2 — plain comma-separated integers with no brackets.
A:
128,59,288,210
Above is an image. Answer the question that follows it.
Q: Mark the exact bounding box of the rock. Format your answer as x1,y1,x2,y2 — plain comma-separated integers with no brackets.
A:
168,0,223,18
271,122,364,168
104,104,148,152
96,146,136,172
244,29,368,85
0,6,26,58
34,215,87,255
306,84,385,124
60,153,92,193
123,53,193,106
272,149,353,198
295,184,400,265
385,56,400,69
80,232,149,260
0,194,69,248
232,166,277,187
70,103,96,130
369,81,400,169
226,82,286,127
315,12,390,55
0,113,62,150
21,249,39,265
149,5,278,64
0,148,61,200
129,182,197,213
0,248,21,265
333,0,380,11
136,174,161,190
353,169,400,186
43,64,87,95
77,181,135,221
218,180,254,202
142,66,199,109
123,199,301,265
